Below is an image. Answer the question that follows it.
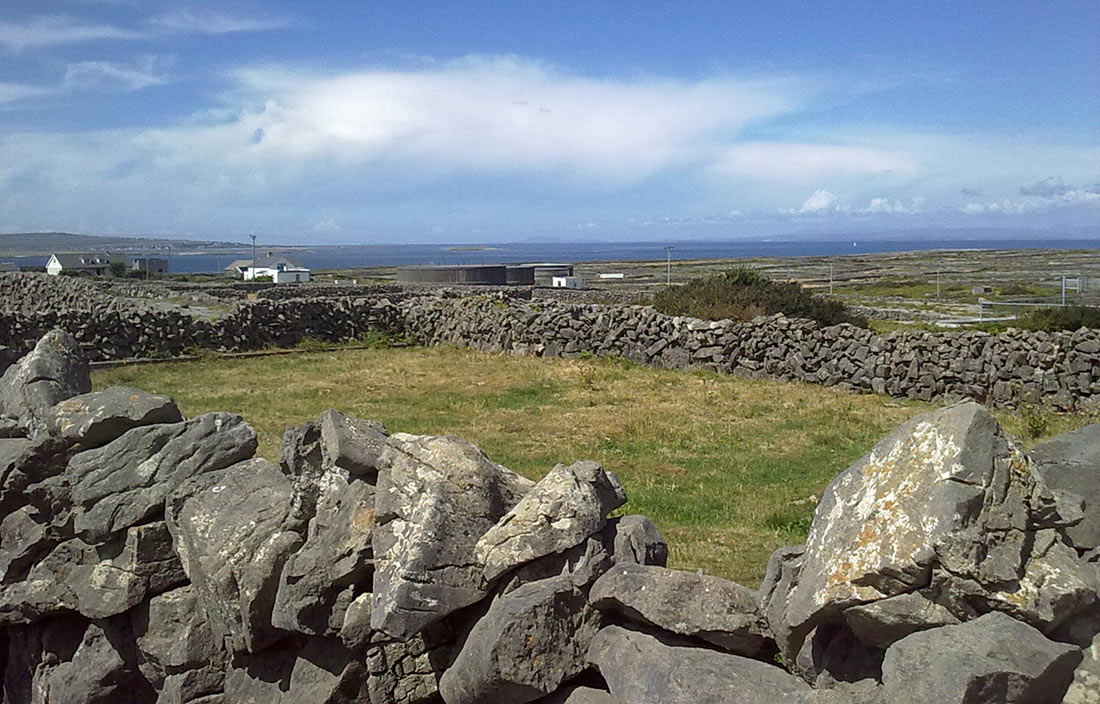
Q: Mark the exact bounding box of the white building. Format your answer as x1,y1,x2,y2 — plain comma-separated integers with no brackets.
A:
45,253,121,276
243,261,311,283
551,276,584,289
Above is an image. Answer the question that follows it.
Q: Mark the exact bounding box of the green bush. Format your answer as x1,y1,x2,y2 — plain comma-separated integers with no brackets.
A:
649,268,867,327
1015,305,1100,332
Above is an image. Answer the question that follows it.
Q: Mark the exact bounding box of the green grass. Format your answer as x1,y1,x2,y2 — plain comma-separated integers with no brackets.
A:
93,346,1096,587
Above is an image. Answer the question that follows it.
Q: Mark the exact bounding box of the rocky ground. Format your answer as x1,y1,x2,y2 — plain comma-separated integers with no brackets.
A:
0,330,1098,703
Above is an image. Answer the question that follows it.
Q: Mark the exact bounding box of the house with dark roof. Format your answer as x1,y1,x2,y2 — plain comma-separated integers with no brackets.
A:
45,253,124,276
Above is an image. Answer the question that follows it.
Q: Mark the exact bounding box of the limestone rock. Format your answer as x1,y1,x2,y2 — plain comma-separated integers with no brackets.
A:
608,514,668,567
1064,629,1100,704
366,623,455,704
438,574,603,704
272,471,374,637
372,433,532,639
1031,423,1100,550
44,386,182,450
589,563,771,656
68,412,257,542
843,591,960,649
166,458,306,653
223,636,369,704
881,612,1081,704
132,585,224,690
319,409,388,477
766,402,1093,660
476,460,626,582
533,687,620,704
586,625,811,704
0,330,90,436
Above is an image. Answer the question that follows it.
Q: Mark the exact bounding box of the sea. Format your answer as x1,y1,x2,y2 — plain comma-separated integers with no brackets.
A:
11,238,1100,274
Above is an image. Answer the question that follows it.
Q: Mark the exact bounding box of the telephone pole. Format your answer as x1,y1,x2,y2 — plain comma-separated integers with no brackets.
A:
250,232,257,281
664,245,673,286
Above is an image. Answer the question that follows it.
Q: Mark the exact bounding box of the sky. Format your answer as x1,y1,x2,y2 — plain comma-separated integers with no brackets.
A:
0,1,1097,244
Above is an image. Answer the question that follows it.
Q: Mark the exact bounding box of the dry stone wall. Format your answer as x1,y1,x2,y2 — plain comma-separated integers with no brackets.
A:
0,331,1098,703
2,273,1099,409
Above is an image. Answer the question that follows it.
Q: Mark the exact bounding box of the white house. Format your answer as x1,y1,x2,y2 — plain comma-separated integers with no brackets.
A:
45,253,121,276
551,276,584,289
229,253,309,283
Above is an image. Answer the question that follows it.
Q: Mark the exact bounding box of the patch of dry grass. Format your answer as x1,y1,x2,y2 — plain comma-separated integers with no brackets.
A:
93,346,1096,587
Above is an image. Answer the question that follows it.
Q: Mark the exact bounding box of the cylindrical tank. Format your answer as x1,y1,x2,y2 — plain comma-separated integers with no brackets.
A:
395,265,508,285
505,266,535,285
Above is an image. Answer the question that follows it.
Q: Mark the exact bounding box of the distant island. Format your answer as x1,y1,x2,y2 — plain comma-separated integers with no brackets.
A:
443,245,502,252
0,232,248,257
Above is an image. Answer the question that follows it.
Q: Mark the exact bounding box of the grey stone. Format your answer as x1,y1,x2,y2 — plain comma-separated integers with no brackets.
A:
439,573,603,704
338,592,372,648
166,458,305,653
272,471,374,637
881,612,1081,704
4,615,156,704
1030,423,1100,549
133,585,224,690
1064,629,1100,704
372,432,532,639
589,564,771,656
0,522,185,623
476,460,626,582
366,623,455,704
532,686,620,704
319,409,388,477
586,625,811,704
68,412,257,542
608,514,668,567
44,386,182,450
0,330,90,436
766,402,1094,661
0,435,70,522
223,636,368,704
843,591,960,649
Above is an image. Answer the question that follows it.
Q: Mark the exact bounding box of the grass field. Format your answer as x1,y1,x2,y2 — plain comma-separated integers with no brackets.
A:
93,346,1096,587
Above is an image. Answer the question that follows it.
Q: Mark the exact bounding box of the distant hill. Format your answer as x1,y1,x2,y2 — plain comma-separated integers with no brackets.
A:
0,232,244,256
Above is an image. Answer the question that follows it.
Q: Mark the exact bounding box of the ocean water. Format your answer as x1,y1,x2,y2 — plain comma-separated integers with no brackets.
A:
12,238,1099,274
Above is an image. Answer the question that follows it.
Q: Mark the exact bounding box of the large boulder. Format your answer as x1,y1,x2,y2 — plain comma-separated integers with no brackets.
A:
68,412,257,542
881,612,1081,704
589,563,771,656
586,625,811,704
1031,424,1100,550
166,458,306,653
372,433,532,639
279,409,388,480
271,470,374,637
438,573,603,704
44,386,182,450
3,615,156,704
0,330,90,436
842,591,959,649
476,461,626,582
765,402,1095,660
223,636,369,704
132,584,225,692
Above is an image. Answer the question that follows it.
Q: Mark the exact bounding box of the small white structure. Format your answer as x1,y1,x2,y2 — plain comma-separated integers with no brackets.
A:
598,273,625,280
244,265,311,284
551,276,584,289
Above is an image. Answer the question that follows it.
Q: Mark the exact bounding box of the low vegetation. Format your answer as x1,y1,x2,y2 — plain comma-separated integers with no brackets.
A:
1015,305,1100,332
93,345,1096,585
651,267,867,327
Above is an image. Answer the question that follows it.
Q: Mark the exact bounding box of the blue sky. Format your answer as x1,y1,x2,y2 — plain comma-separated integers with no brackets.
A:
0,1,1097,244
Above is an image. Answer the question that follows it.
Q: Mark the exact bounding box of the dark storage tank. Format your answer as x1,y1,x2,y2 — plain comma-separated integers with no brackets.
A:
395,265,508,285
505,266,535,285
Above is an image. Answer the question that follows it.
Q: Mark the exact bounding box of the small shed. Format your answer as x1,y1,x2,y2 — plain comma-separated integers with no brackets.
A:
551,276,584,289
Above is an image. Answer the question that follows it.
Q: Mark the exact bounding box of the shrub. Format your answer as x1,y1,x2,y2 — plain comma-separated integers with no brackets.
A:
649,267,867,327
1014,305,1100,332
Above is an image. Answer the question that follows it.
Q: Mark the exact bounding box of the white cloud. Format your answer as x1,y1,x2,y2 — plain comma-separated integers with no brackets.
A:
63,55,171,92
1019,176,1067,197
210,56,805,181
312,218,343,234
0,15,138,51
860,197,923,214
0,82,53,104
795,189,839,213
0,11,289,51
144,10,291,35
962,189,1100,214
713,142,916,181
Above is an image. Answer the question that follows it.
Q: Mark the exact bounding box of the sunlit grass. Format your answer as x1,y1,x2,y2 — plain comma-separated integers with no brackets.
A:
94,345,1095,587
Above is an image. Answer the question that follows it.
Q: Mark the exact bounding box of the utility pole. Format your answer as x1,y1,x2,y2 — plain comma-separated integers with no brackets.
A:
664,245,673,286
829,264,834,295
936,269,941,299
250,232,257,282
